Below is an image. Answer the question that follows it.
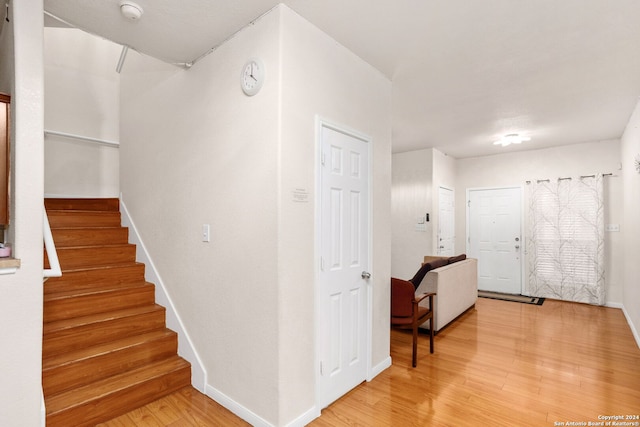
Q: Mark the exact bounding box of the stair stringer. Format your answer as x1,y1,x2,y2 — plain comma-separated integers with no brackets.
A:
119,196,206,392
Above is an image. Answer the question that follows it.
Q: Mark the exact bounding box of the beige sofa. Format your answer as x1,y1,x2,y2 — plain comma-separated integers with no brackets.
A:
415,257,478,332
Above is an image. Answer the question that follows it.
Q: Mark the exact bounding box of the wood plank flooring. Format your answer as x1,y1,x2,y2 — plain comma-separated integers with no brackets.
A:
98,297,640,426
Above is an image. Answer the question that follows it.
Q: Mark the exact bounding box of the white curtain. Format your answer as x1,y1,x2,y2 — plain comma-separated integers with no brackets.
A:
526,175,605,305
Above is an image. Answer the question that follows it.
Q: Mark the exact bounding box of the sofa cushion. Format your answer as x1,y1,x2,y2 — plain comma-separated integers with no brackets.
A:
447,254,467,264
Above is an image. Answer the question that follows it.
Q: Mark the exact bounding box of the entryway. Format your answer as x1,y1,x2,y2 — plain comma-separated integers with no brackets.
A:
467,187,522,294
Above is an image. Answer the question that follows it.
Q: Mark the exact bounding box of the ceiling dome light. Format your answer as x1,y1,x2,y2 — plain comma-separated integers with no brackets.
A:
120,1,143,21
493,133,531,147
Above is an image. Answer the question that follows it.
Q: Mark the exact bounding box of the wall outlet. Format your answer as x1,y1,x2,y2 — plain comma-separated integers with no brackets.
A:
202,224,210,242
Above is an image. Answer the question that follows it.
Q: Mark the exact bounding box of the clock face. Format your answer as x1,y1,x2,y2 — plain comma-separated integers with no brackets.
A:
241,59,264,96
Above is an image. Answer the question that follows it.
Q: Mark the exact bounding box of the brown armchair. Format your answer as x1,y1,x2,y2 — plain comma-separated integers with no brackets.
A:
390,278,436,367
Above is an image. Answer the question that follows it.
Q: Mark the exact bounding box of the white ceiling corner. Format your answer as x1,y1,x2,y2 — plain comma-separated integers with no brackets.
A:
42,0,640,157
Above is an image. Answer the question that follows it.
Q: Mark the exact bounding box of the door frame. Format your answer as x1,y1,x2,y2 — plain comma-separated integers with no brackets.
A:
314,116,373,409
465,186,525,294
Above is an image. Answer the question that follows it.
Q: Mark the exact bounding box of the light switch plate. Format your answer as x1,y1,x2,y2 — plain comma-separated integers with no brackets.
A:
605,224,620,232
202,224,210,242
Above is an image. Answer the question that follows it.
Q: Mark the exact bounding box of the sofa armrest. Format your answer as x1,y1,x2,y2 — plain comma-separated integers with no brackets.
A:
415,258,478,331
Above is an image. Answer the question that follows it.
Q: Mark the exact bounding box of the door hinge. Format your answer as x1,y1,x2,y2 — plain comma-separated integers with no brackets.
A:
320,257,324,271
321,152,326,166
320,361,324,376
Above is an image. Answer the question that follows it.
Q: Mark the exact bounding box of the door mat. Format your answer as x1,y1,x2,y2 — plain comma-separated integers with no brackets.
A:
478,291,544,305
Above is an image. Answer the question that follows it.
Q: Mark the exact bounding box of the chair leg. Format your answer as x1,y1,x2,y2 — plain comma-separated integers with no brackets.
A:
429,318,434,354
412,324,418,367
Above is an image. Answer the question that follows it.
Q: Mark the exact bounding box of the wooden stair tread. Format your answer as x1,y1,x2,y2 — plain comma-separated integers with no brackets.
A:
42,329,180,398
43,304,165,333
49,227,129,247
43,283,155,322
54,262,143,274
44,282,153,301
52,243,135,250
46,244,137,270
45,198,120,212
43,329,176,370
43,305,167,358
44,264,146,294
47,209,119,213
46,211,122,228
47,210,121,217
45,356,190,414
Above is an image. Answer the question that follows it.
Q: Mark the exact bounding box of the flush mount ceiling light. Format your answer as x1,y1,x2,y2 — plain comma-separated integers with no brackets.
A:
120,1,143,21
493,133,531,147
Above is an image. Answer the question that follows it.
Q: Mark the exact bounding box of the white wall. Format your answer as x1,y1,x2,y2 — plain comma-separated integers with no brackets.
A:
456,139,624,305
391,149,433,278
391,147,457,279
120,11,281,424
279,7,392,423
44,28,120,197
120,5,391,426
621,100,640,346
0,1,46,425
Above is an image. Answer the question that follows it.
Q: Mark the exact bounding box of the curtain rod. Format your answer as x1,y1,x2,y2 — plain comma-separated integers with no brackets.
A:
526,173,613,184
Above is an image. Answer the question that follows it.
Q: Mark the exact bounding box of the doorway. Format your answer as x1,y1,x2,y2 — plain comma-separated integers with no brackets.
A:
437,186,455,256
467,187,522,294
317,120,371,408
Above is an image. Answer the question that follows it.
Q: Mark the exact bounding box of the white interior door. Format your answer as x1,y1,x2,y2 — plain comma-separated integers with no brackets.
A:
468,187,522,294
318,124,370,408
438,187,455,256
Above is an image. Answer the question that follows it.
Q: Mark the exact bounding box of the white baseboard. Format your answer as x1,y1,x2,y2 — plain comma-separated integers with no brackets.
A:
283,405,320,427
605,302,639,349
41,390,46,427
369,355,392,381
205,384,272,427
621,304,640,349
205,383,320,427
119,196,207,392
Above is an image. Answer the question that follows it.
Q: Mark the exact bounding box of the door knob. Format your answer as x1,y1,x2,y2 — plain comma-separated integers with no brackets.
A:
361,271,371,279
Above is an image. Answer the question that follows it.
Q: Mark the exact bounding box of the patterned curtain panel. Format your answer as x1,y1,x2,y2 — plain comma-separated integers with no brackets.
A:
526,175,605,305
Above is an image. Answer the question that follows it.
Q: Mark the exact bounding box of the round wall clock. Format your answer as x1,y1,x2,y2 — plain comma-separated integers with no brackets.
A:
241,58,265,96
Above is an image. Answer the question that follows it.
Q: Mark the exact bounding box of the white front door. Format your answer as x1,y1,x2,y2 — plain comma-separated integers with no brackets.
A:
438,187,455,256
318,124,370,408
468,187,522,294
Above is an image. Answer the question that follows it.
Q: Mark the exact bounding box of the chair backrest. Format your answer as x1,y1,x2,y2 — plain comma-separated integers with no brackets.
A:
391,278,415,318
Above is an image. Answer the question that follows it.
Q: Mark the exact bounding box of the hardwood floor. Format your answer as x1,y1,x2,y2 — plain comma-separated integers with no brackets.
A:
96,386,250,427
99,297,640,426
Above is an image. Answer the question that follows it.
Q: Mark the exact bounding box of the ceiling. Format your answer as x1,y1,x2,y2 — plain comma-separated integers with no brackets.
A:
43,0,640,158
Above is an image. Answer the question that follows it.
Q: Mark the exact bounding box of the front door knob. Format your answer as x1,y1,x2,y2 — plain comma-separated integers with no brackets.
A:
361,271,371,279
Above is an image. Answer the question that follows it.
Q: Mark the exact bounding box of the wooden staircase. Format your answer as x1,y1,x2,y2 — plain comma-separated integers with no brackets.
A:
43,198,191,427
